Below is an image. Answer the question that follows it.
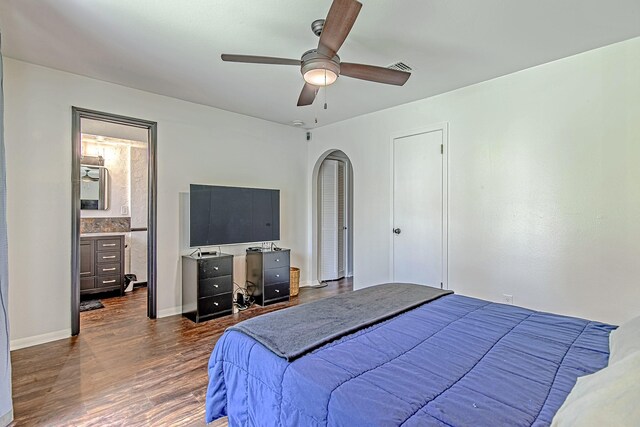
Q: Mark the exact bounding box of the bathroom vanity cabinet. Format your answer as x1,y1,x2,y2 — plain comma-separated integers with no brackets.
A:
80,235,125,295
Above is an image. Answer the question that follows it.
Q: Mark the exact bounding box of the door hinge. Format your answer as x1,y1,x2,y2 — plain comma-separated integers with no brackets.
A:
440,144,443,154
440,282,443,289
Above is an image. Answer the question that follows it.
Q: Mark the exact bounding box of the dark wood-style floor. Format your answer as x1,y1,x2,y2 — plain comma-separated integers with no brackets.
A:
10,279,353,426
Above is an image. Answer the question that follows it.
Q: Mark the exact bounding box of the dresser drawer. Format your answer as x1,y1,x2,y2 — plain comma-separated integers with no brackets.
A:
96,275,122,289
198,257,232,279
264,251,290,269
264,266,289,286
80,277,95,290
96,263,121,277
96,238,121,251
96,251,121,264
198,293,232,316
199,275,233,298
264,282,290,301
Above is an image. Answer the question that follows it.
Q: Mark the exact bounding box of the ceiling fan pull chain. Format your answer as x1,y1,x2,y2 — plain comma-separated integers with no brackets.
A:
324,69,328,110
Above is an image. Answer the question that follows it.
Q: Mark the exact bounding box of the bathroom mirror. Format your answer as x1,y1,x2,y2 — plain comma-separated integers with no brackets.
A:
80,165,109,210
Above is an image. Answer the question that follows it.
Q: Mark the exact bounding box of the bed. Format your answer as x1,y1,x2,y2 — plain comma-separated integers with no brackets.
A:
206,285,614,426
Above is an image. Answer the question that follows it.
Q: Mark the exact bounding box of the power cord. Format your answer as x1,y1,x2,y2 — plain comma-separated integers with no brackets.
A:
233,282,254,311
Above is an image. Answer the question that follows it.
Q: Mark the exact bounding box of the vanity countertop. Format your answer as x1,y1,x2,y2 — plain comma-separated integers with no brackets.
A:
80,232,129,238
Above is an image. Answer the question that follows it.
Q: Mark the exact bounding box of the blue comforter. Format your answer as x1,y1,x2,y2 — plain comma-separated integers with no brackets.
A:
206,295,614,426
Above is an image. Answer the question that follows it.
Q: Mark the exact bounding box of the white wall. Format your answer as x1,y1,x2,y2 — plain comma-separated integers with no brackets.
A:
4,58,308,347
130,146,148,283
307,37,640,325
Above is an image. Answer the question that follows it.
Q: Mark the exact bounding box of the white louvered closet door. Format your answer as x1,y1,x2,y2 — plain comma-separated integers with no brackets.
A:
337,161,346,278
319,159,341,282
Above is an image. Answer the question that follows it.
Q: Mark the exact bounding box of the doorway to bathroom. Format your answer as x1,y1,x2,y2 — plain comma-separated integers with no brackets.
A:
71,108,157,335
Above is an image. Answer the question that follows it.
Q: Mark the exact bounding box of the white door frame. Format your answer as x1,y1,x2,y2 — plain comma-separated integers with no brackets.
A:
389,122,449,289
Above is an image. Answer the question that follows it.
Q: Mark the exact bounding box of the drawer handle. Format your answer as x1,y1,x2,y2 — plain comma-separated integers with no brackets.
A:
213,284,219,288
213,302,219,306
275,274,280,278
275,289,280,293
213,266,219,271
276,259,280,262
81,271,91,275
103,256,116,259
103,280,116,284
102,243,116,247
103,268,116,272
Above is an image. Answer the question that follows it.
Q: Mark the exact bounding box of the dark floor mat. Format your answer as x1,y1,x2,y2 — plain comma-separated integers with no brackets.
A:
80,300,104,312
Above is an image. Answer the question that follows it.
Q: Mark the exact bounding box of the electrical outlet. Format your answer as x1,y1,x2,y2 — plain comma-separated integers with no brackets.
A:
121,205,129,215
503,294,514,305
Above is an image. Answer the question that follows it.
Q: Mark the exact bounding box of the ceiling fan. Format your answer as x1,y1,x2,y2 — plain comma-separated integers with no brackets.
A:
221,0,411,107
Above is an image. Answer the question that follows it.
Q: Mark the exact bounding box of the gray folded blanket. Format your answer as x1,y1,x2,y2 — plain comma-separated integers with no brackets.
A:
228,282,453,361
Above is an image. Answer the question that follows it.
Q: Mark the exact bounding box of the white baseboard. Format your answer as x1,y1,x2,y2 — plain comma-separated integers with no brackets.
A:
298,281,316,288
158,306,182,318
0,409,13,427
10,329,71,351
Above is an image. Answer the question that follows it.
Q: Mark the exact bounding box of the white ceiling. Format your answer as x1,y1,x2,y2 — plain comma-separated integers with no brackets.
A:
1,0,639,129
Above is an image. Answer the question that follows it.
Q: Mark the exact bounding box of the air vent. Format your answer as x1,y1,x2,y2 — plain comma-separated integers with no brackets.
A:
387,61,412,72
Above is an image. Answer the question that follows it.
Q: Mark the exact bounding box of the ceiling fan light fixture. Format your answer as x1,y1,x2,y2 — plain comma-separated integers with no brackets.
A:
301,50,340,87
303,68,338,86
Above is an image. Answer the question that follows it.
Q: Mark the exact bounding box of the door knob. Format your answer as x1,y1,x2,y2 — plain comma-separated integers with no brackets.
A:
393,228,401,235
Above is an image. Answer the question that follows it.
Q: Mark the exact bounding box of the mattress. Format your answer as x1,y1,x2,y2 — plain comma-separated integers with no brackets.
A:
206,294,614,426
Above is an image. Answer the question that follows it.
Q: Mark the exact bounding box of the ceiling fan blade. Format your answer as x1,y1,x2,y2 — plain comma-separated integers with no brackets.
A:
317,0,362,58
221,54,301,66
297,83,318,106
340,63,411,86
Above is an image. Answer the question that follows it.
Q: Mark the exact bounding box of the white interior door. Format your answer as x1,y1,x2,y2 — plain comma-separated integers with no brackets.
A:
393,130,444,287
319,159,339,281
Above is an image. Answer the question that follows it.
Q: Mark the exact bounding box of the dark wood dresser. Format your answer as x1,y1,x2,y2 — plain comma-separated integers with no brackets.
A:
182,253,234,322
246,248,290,306
80,234,125,296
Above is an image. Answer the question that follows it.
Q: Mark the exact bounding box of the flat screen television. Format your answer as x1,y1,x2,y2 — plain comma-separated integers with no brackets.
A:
189,184,280,247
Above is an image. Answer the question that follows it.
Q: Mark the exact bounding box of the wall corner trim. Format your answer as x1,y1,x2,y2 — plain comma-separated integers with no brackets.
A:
157,306,182,318
0,409,13,427
10,329,71,351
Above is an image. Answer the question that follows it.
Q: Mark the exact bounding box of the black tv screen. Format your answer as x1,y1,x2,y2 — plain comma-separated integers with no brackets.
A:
189,184,280,247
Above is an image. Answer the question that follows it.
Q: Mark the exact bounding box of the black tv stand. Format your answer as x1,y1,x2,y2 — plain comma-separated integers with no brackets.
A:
246,248,290,306
182,252,233,322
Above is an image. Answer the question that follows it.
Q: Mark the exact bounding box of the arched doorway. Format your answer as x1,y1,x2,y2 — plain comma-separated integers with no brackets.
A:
311,150,353,285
